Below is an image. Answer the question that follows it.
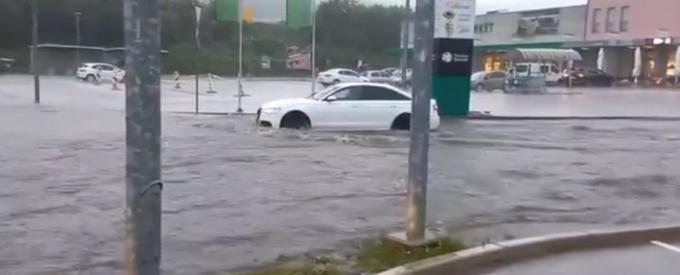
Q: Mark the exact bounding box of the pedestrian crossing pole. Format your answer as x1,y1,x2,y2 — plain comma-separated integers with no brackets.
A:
123,0,162,273
237,0,245,113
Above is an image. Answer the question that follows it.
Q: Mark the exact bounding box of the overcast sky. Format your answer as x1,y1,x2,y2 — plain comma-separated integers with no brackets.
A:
244,0,588,21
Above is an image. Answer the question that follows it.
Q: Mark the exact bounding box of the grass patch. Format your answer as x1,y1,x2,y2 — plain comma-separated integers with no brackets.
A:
238,263,340,275
355,237,465,273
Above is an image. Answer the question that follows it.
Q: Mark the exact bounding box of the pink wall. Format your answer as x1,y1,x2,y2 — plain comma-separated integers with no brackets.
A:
586,0,680,41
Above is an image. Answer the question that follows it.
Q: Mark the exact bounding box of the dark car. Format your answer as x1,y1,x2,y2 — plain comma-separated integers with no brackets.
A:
560,67,614,87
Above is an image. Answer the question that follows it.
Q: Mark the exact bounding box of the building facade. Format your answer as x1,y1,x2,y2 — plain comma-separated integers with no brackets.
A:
582,0,680,80
472,5,587,72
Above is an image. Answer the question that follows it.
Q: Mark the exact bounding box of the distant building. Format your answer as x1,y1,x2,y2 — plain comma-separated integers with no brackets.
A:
580,0,680,80
472,5,588,72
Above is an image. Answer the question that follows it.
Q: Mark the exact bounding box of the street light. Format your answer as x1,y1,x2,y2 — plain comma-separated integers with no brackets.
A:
399,0,411,87
74,12,83,66
32,0,40,104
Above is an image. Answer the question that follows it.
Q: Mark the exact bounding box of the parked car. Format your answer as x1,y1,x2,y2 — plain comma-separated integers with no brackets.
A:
317,68,363,87
257,83,440,131
0,57,15,73
360,70,394,83
76,63,125,82
381,67,400,76
559,67,614,87
471,70,508,92
508,62,561,85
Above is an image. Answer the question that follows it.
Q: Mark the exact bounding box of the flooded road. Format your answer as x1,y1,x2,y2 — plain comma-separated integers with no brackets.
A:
2,110,680,274
2,75,680,274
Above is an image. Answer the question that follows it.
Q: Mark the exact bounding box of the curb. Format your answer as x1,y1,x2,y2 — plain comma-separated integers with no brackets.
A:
377,224,680,275
460,116,680,121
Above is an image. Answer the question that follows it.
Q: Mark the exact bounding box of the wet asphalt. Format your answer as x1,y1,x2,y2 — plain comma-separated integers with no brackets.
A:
476,239,680,275
2,76,680,274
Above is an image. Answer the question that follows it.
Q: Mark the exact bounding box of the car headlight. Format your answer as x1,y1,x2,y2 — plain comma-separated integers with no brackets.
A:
261,107,282,114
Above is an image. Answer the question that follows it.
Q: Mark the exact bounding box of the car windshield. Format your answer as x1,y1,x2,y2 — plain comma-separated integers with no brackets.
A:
308,85,339,101
515,65,529,73
471,72,486,80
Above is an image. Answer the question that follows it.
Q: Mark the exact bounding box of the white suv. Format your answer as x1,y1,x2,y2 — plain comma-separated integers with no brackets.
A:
76,63,125,82
317,68,363,87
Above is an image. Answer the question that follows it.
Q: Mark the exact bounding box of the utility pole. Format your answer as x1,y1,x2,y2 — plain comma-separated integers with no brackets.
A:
123,0,162,273
75,12,83,66
399,0,411,87
32,0,40,104
194,0,202,114
406,0,434,242
310,0,317,94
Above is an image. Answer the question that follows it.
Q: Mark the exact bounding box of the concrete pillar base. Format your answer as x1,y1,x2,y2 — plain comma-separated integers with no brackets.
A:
383,230,439,249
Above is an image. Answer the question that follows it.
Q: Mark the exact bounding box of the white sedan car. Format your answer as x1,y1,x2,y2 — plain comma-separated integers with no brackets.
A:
257,83,440,131
317,68,363,87
76,63,125,82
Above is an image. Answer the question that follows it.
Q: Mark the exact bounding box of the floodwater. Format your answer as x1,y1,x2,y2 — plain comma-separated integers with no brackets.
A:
2,75,680,274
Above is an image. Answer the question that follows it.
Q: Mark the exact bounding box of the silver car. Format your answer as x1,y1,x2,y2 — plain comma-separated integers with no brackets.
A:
360,70,394,84
471,70,508,92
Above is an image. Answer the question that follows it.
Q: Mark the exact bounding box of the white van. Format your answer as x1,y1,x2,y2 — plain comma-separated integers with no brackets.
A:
508,63,561,84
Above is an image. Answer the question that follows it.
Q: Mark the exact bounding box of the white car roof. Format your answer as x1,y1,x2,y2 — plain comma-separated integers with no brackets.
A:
83,63,115,67
333,82,412,98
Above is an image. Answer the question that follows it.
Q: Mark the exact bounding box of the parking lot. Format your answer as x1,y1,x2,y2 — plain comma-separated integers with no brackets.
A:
2,75,680,274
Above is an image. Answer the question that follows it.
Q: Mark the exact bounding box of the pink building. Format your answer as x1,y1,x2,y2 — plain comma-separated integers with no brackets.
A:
582,0,680,80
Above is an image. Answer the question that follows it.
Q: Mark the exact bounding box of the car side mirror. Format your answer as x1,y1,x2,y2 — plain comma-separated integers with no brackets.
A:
326,95,338,102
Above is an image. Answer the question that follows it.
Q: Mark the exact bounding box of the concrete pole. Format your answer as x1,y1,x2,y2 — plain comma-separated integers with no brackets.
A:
400,0,411,87
75,12,82,66
123,0,162,274
311,0,317,94
32,0,40,104
406,0,434,242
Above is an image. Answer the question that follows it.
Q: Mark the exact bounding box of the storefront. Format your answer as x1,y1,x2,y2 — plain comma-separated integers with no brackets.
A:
473,43,564,72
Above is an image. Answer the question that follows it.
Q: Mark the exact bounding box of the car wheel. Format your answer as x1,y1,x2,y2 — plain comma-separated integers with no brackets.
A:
86,75,96,82
391,113,411,131
475,84,485,93
333,79,341,85
280,111,311,130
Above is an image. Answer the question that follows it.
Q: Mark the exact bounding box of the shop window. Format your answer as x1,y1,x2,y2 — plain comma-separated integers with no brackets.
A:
592,8,601,33
606,7,617,33
620,6,630,32
474,23,494,34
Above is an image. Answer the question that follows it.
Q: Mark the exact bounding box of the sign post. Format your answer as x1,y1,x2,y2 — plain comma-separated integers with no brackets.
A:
433,0,476,116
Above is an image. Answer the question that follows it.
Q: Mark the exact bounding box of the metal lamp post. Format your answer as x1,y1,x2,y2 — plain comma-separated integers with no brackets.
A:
399,0,411,87
74,12,83,66
31,0,40,104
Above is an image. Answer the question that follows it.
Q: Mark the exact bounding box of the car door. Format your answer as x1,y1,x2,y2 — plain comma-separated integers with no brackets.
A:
318,85,366,129
380,72,392,83
360,86,411,129
487,71,507,90
101,65,115,80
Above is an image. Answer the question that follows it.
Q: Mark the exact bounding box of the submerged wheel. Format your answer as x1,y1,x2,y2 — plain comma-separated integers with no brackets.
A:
280,111,311,130
391,113,411,131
